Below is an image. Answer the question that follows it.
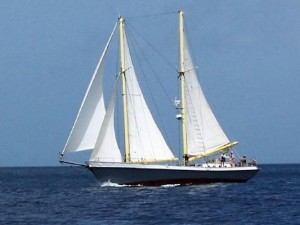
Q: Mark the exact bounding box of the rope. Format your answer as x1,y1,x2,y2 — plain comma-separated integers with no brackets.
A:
70,166,93,181
60,161,93,181
126,22,178,75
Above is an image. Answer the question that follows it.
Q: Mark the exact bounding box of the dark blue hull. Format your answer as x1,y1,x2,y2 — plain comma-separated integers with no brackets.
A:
87,163,259,186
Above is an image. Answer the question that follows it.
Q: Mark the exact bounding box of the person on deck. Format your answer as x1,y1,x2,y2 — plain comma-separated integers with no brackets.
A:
220,153,226,167
230,151,235,167
241,155,247,167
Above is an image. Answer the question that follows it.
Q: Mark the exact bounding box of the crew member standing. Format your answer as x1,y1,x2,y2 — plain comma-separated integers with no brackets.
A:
230,151,235,167
220,153,226,167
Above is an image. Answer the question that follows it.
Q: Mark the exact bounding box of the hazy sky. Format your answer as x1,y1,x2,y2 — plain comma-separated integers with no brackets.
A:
1,0,299,166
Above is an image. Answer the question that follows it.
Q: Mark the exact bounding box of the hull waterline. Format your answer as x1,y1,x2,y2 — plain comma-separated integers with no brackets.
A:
87,163,259,186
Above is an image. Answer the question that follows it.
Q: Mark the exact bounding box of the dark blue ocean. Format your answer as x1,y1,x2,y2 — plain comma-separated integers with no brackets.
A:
0,164,299,225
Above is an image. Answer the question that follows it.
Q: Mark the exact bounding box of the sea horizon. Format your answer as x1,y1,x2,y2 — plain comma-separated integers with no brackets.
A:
0,162,299,168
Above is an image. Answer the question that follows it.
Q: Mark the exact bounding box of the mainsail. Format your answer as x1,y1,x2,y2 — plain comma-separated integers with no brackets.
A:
123,33,177,163
183,36,230,157
89,20,176,163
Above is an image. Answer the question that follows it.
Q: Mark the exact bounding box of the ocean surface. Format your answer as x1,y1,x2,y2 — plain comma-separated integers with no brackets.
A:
0,164,299,225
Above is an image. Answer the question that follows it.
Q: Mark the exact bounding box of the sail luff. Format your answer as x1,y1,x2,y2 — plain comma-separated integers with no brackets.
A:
61,23,117,155
119,17,131,162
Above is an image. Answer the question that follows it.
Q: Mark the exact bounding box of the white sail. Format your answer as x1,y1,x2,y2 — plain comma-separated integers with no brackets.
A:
90,82,122,162
123,33,176,162
62,24,117,153
184,36,230,156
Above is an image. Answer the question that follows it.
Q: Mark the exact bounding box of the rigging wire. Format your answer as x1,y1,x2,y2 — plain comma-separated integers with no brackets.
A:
126,21,180,115
126,22,178,75
125,30,160,154
71,166,92,180
61,165,94,181
126,11,177,19
128,25,172,154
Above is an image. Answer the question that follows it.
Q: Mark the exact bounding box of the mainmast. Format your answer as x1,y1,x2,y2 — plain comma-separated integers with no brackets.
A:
178,10,188,166
119,16,130,162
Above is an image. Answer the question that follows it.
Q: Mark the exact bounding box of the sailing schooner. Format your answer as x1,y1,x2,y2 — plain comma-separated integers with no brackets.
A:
59,11,259,186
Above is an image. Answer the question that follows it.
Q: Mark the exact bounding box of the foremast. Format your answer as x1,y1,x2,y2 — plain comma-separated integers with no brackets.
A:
119,16,131,163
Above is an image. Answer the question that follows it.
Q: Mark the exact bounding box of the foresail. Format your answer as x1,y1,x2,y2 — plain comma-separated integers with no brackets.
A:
62,24,117,153
123,33,176,163
184,36,230,156
90,81,122,162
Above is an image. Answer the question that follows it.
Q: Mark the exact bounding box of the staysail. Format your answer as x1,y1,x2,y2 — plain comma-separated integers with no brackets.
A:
90,81,122,162
62,24,117,153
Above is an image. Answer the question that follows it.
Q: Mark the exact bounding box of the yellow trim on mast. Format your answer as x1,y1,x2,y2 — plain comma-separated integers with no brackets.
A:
119,17,130,162
188,141,239,162
179,10,188,166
